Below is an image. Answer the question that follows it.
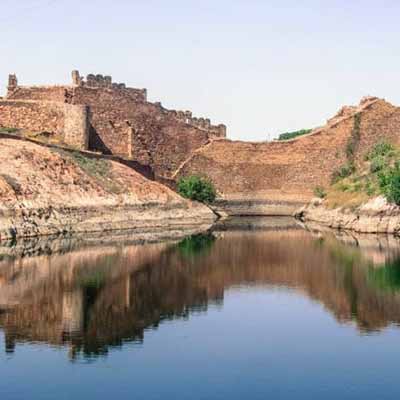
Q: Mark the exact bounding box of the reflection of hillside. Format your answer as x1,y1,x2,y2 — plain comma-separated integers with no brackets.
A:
2,222,400,359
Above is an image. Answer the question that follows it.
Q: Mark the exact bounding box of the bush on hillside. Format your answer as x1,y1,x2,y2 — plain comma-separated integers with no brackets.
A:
378,162,400,205
365,141,394,161
369,156,387,173
178,175,216,204
331,162,355,183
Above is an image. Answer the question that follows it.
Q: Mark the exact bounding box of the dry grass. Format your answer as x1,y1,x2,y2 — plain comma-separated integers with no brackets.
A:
0,127,19,134
325,188,370,209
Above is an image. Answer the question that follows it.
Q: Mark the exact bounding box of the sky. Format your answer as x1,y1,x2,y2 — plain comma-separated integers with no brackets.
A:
1,0,399,141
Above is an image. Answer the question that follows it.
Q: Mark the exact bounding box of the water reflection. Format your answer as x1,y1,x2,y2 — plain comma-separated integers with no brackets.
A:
1,218,400,360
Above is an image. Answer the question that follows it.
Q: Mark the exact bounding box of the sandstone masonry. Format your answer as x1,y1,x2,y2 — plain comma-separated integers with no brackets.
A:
0,71,227,177
175,97,400,215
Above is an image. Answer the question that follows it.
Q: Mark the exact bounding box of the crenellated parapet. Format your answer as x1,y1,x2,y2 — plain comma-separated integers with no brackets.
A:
71,70,147,101
167,108,226,138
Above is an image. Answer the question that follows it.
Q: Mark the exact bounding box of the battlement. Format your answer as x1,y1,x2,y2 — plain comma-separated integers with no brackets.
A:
5,71,226,138
162,108,226,137
71,70,147,101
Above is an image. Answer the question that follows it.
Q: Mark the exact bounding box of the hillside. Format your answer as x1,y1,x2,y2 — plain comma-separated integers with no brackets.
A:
175,97,400,215
298,141,400,233
0,138,216,240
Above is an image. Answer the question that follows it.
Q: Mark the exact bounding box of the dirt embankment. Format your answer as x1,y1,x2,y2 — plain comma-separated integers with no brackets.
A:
0,138,216,240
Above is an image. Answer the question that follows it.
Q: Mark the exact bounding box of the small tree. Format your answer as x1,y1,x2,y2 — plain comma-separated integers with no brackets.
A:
378,163,400,205
178,175,216,204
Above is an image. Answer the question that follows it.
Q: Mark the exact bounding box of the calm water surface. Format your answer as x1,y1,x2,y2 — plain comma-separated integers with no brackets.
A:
1,218,400,399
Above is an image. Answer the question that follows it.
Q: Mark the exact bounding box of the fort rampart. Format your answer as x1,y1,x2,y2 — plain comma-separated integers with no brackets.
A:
1,71,227,177
0,99,89,150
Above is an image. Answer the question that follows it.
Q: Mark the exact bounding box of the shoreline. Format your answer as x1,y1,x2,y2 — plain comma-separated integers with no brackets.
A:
295,197,400,235
0,202,217,241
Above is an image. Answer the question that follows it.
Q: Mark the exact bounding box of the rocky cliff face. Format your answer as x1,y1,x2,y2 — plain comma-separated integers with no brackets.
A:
297,196,400,234
0,138,216,240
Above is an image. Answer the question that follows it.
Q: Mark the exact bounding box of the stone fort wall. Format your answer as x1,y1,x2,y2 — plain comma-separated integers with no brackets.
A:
2,71,227,177
176,97,400,209
0,99,89,150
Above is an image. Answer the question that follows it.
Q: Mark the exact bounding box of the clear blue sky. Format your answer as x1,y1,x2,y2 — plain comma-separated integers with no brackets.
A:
1,0,399,140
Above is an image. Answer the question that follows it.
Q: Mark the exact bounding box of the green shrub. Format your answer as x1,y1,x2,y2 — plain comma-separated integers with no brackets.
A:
366,141,394,161
370,156,387,173
331,162,355,183
314,186,326,198
365,180,376,196
277,129,312,141
378,162,400,205
178,175,216,204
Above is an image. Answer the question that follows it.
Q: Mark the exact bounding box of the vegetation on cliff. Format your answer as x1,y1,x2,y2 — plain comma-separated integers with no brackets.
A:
277,128,312,141
178,175,216,204
0,127,19,134
315,141,400,208
330,113,361,184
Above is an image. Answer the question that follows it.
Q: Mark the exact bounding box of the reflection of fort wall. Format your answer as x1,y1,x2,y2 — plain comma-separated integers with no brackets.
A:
2,228,400,358
0,241,172,306
192,231,400,331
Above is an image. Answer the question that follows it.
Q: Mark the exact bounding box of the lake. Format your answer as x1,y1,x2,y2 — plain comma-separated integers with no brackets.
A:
1,217,400,399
